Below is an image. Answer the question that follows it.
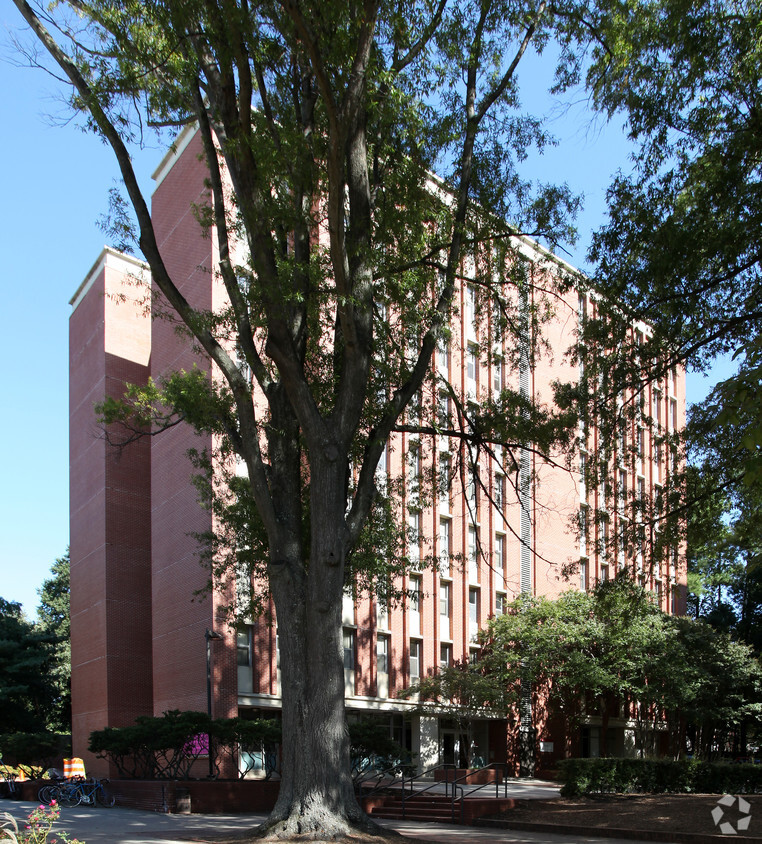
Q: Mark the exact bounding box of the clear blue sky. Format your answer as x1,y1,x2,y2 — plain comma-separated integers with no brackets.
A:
0,16,734,617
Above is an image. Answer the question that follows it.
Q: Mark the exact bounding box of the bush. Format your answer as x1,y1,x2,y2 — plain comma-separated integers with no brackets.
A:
559,757,762,796
0,734,70,779
89,711,282,780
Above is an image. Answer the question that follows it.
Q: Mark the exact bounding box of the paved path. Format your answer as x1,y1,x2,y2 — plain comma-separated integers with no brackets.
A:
0,799,656,844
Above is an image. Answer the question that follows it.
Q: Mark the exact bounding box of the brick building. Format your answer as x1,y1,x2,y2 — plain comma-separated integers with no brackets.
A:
69,126,687,778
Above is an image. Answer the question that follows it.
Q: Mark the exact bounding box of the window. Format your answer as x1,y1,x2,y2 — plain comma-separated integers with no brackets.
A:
618,470,627,513
439,582,450,618
438,393,451,429
468,588,479,637
468,526,479,582
377,635,389,674
466,344,478,388
439,518,451,571
580,558,588,592
493,473,505,511
600,563,609,582
440,643,452,671
494,534,505,590
438,336,450,373
343,629,355,671
409,575,421,635
467,465,479,513
438,453,451,509
493,357,504,393
654,390,662,429
376,599,389,630
408,509,421,565
236,628,251,667
495,593,506,615
670,398,678,432
465,284,476,332
409,640,421,683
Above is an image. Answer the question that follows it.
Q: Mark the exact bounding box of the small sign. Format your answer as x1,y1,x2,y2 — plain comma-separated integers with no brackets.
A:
539,741,554,753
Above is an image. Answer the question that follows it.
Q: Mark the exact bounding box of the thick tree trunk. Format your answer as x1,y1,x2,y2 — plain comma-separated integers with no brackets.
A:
258,460,376,840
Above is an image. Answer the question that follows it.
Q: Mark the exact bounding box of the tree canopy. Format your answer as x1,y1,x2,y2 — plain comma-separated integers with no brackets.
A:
0,598,57,734
11,0,611,836
584,0,762,479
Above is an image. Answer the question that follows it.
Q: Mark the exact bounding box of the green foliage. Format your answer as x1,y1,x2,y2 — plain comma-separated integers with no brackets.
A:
0,804,84,844
89,711,283,780
35,551,71,733
347,720,414,780
0,734,71,778
482,575,762,758
559,757,762,797
0,599,57,734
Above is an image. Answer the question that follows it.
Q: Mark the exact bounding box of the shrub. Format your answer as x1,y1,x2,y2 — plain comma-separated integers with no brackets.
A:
0,735,71,779
559,757,762,796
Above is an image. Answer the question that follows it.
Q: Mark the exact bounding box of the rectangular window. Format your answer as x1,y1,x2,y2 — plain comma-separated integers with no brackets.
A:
409,575,421,635
438,393,451,429
466,284,477,332
468,588,479,636
493,357,504,393
376,599,388,630
439,518,451,571
493,473,505,511
494,535,505,590
466,344,478,386
440,643,452,671
438,336,450,373
438,453,451,509
439,582,450,618
495,593,506,615
580,558,588,592
408,509,421,565
343,629,355,671
377,634,389,674
236,629,251,667
409,640,421,683
468,526,479,582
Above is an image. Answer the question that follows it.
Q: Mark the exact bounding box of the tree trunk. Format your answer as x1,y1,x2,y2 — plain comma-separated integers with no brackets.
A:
257,460,377,840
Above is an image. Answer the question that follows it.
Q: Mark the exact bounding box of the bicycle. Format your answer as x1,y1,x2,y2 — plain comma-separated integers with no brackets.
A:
40,778,115,808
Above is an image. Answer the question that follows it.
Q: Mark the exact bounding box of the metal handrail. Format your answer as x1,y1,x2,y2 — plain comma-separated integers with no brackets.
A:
400,763,457,818
448,762,510,822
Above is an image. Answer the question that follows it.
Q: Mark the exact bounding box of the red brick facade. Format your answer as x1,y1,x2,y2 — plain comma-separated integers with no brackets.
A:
69,128,687,777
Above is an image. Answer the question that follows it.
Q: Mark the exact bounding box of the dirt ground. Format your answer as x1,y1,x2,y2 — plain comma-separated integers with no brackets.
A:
493,794,762,837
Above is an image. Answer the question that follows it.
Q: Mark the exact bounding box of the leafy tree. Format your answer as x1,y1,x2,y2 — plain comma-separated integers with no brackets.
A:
0,598,56,734
401,659,513,768
11,0,606,836
36,551,71,733
584,0,762,478
481,576,761,759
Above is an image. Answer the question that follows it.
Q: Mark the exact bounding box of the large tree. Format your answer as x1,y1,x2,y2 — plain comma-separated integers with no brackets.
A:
583,0,762,473
12,0,603,837
0,598,57,734
36,550,72,733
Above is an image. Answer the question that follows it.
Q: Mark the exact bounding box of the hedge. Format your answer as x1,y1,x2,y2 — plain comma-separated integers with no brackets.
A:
558,757,762,796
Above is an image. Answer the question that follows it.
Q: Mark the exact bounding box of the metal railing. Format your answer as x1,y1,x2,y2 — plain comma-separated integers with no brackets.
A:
448,762,510,822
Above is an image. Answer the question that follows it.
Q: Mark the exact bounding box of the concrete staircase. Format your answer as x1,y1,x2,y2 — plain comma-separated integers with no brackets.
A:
364,792,515,825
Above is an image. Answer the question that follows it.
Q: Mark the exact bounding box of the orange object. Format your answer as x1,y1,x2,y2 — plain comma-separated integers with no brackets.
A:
15,770,26,782
63,758,86,780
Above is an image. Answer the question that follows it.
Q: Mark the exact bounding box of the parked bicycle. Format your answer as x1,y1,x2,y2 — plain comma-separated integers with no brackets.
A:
39,778,115,808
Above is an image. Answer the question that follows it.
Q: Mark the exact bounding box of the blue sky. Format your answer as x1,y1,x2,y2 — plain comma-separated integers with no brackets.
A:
0,17,735,617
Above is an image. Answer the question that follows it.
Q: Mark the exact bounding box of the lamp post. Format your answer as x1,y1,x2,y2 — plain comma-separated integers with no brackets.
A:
205,628,223,778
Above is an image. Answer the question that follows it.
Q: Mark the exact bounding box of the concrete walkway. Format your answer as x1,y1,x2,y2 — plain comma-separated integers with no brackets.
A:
0,798,656,844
